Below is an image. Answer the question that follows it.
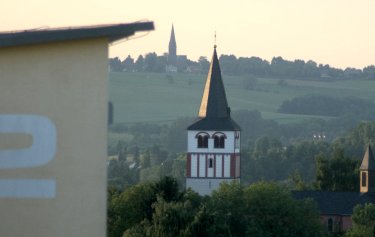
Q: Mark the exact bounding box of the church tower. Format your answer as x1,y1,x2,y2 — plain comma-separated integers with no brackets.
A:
167,24,177,67
360,145,375,193
186,46,241,196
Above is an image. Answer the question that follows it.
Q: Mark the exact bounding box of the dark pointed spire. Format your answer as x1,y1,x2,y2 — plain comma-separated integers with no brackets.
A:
168,24,177,65
198,46,230,118
169,24,176,46
360,145,375,170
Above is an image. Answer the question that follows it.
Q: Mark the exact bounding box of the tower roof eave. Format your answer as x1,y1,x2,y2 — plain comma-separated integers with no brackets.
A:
187,117,241,131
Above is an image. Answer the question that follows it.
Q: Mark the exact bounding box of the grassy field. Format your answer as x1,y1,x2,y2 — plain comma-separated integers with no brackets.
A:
109,72,375,124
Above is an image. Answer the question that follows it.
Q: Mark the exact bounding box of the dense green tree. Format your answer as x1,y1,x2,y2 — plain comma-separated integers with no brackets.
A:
122,55,134,72
154,176,180,202
334,122,375,157
244,182,323,237
109,57,123,72
315,149,360,191
363,65,375,80
122,221,151,237
345,204,375,237
285,140,331,182
134,55,144,72
151,197,195,237
278,95,375,119
108,159,139,189
208,181,247,237
108,182,156,237
141,150,151,168
109,180,325,237
183,205,215,237
108,177,184,237
219,54,238,75
198,56,210,74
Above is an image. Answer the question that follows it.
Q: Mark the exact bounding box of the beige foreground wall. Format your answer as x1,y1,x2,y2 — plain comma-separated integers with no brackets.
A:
0,39,108,237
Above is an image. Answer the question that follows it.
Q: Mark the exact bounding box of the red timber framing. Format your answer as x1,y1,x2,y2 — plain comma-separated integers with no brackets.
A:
214,157,216,177
187,153,241,178
205,156,208,177
186,154,191,177
222,155,225,178
197,155,200,177
230,155,235,177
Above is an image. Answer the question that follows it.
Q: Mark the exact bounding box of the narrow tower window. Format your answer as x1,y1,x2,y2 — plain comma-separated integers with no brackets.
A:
362,171,367,187
208,158,213,168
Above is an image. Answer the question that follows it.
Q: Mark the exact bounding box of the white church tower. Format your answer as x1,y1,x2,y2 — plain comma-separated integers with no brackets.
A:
186,45,241,195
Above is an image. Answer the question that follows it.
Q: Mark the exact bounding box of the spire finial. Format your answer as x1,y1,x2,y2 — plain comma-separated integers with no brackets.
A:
214,31,217,49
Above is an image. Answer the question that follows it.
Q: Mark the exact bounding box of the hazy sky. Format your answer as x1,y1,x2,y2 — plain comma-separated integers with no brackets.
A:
2,0,375,69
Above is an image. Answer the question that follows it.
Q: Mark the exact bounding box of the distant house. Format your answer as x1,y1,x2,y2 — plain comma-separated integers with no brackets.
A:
292,145,375,233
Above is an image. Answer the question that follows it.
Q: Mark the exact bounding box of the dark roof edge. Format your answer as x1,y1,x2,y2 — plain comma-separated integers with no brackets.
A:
0,22,154,48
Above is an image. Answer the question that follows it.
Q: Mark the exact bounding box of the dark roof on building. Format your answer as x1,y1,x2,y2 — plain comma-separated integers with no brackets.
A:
188,46,240,131
292,191,375,215
360,145,375,171
0,22,154,48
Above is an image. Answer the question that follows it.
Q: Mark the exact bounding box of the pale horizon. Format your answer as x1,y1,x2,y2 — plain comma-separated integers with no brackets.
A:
2,0,375,69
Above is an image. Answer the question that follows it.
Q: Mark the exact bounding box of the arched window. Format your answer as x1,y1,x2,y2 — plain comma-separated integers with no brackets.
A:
213,132,226,148
196,132,209,148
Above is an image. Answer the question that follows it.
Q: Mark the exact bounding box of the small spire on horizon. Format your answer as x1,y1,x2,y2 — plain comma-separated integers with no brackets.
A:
214,31,217,49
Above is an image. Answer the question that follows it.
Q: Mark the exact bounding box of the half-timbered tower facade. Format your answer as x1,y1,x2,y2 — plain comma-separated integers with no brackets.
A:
186,46,241,195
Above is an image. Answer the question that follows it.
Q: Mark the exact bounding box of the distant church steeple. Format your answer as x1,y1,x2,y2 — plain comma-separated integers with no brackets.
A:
168,24,177,66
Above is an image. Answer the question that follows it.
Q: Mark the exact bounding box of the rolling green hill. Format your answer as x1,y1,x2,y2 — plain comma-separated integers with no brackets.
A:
109,72,375,124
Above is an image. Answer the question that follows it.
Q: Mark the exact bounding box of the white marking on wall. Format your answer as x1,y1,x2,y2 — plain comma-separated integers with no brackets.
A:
207,154,214,177
0,115,57,198
216,154,222,177
199,154,206,177
0,115,57,169
0,179,56,198
191,154,197,177
224,155,231,178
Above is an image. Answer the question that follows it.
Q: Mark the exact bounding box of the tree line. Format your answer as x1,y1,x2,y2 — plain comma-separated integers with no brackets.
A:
108,110,375,190
108,177,324,237
278,95,375,120
108,176,375,237
109,53,375,80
